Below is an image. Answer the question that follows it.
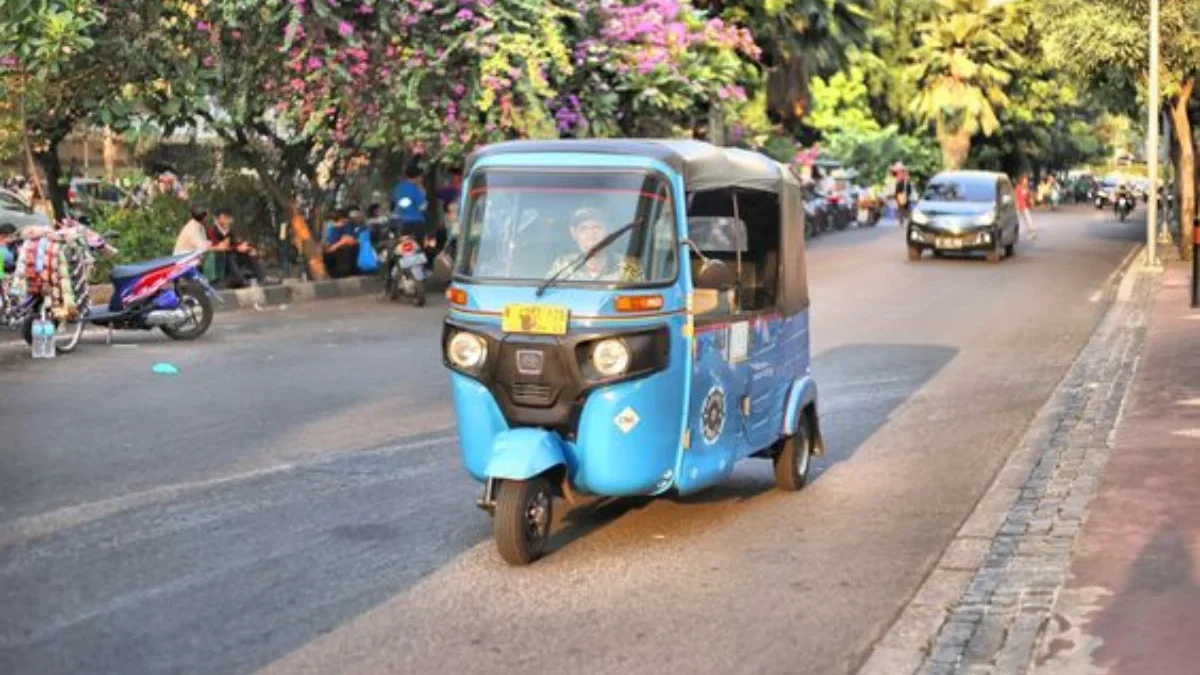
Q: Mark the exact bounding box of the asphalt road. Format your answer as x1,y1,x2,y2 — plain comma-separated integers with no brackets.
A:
0,207,1142,675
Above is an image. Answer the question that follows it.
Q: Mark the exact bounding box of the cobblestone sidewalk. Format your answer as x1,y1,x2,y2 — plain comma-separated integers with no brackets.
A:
857,261,1159,675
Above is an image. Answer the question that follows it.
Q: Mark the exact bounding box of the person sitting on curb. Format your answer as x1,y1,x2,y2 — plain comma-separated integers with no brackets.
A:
207,208,268,288
322,209,359,278
174,206,212,255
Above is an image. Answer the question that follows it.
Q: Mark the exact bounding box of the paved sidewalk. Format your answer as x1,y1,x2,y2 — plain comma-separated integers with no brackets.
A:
858,253,1159,675
1032,261,1200,674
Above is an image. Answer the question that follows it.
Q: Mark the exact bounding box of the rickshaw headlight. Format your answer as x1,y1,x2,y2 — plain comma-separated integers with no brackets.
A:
591,339,630,377
447,331,487,369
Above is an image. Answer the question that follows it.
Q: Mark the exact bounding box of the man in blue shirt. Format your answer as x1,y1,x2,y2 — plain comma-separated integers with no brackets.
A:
391,164,428,240
322,209,359,278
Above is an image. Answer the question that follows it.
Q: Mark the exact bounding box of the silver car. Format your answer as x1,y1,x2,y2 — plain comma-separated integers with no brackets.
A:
906,171,1021,264
0,188,53,232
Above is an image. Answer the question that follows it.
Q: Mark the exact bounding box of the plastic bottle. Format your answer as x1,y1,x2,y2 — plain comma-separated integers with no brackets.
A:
32,313,54,359
30,319,45,358
44,319,56,359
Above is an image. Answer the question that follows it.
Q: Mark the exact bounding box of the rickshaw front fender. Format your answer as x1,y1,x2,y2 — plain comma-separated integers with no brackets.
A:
484,428,570,482
782,376,822,454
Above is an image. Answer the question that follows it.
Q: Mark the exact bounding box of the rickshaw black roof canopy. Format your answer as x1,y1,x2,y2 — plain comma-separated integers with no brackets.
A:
468,139,798,195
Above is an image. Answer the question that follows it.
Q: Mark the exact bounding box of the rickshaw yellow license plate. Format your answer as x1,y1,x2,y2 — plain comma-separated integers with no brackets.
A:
501,304,570,335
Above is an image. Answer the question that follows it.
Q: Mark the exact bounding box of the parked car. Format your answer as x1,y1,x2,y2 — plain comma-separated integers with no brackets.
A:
69,178,129,209
0,188,53,232
906,171,1021,264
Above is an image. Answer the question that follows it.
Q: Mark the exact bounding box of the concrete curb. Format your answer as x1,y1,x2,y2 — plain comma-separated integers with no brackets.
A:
217,276,383,312
856,245,1157,675
89,275,390,313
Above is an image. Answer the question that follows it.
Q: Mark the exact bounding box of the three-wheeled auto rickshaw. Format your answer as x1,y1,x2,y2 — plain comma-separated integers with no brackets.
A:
440,140,824,565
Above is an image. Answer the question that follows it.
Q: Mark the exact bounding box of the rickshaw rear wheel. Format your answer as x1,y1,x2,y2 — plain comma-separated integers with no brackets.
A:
494,477,554,566
773,421,813,492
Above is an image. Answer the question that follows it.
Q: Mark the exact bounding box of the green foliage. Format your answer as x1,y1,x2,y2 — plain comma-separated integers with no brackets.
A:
86,195,189,279
190,172,277,254
823,126,941,186
713,0,873,127
807,66,880,137
909,0,1020,168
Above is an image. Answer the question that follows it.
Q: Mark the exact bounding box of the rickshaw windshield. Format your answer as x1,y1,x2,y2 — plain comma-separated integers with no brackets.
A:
455,169,678,286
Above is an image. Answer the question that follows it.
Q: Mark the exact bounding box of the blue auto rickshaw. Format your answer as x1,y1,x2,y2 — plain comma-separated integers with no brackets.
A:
440,140,824,565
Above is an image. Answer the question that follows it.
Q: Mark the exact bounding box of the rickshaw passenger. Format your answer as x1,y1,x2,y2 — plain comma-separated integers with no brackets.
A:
546,208,643,282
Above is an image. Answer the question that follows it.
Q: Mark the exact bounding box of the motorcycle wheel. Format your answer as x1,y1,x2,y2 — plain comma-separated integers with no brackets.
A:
387,264,402,302
55,311,86,354
412,278,426,307
161,280,214,341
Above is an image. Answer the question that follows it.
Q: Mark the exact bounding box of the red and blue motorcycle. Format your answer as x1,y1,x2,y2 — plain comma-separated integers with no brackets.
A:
86,241,220,342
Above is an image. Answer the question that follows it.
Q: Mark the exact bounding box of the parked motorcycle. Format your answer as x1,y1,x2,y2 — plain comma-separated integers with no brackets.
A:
85,238,219,341
377,229,427,306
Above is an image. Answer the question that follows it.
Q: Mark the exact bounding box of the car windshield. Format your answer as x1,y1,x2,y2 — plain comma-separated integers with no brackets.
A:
922,179,995,203
455,169,678,286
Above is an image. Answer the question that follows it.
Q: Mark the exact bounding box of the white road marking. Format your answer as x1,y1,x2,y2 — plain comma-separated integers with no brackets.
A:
1171,429,1200,439
1091,243,1144,303
1177,398,1200,407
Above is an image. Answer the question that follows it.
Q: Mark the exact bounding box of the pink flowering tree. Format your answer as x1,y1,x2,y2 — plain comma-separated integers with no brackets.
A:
374,0,579,162
566,0,762,138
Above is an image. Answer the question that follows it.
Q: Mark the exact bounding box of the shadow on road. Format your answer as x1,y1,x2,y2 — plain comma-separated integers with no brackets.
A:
541,343,958,562
811,343,957,479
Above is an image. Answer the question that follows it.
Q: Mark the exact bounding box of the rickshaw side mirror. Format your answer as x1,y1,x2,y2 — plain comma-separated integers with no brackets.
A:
694,258,735,290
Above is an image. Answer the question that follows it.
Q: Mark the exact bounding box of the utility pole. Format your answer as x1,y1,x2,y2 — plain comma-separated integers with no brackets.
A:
1146,0,1161,268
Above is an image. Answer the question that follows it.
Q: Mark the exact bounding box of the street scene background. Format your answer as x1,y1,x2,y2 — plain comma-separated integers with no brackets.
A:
3,1,1200,674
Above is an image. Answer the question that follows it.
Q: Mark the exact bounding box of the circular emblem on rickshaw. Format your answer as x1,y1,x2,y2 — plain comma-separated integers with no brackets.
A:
701,386,726,445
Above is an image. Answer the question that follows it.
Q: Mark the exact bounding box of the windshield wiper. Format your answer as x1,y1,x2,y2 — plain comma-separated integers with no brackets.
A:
535,219,641,297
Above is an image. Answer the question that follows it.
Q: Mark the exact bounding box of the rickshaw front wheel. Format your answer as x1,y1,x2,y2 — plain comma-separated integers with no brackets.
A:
774,421,813,492
494,477,554,565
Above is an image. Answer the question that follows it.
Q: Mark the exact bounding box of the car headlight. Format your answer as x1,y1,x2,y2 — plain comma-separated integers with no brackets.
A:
912,210,930,225
447,331,487,369
974,210,995,226
591,339,630,377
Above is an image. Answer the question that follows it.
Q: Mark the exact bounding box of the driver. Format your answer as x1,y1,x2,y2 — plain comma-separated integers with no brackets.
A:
547,208,643,282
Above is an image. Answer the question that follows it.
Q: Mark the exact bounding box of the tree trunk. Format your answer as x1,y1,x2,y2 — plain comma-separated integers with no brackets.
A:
1169,78,1194,260
17,81,45,199
34,147,66,221
289,202,329,281
102,127,116,182
938,128,971,170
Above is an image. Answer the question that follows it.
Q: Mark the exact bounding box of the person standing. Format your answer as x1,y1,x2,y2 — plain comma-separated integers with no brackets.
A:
436,167,463,210
891,162,914,226
1015,175,1037,240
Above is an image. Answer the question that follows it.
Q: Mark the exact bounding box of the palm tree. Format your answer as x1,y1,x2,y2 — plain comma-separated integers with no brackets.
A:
909,0,1018,169
705,0,873,128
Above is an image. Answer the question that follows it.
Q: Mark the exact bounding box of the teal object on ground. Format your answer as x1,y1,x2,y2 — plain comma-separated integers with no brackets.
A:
152,362,180,375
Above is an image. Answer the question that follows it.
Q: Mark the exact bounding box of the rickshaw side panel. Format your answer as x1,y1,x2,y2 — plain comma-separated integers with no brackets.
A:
676,312,808,495
678,324,747,494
